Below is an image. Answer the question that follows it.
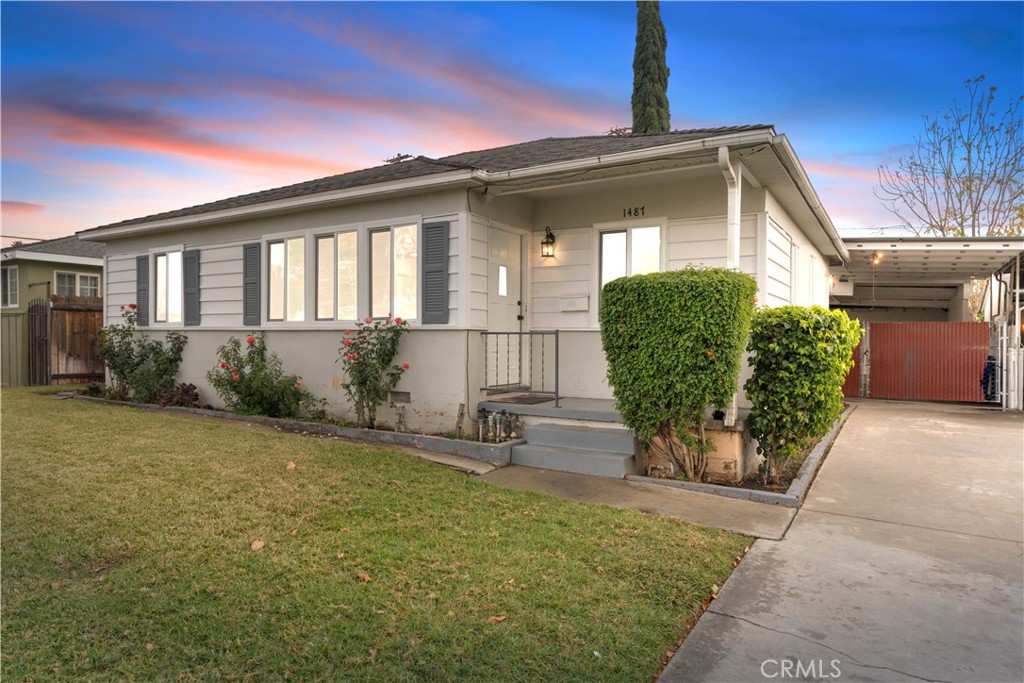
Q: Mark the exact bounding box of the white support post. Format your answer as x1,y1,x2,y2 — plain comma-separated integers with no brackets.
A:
719,146,742,426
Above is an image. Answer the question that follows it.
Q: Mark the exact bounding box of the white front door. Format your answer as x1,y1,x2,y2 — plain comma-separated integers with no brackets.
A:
486,227,523,389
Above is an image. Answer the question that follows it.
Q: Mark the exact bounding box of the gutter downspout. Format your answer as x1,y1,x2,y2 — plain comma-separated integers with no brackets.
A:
719,146,741,427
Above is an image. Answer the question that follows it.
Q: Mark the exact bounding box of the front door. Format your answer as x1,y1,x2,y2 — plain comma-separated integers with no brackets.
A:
486,227,524,389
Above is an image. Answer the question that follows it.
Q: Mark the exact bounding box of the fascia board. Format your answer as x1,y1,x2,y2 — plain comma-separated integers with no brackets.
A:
1,251,104,267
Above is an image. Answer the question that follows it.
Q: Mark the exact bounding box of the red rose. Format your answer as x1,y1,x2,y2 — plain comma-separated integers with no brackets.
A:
351,353,358,360
343,330,351,336
232,374,240,381
120,305,125,311
246,336,255,345
220,362,227,369
128,303,137,310
402,362,410,370
343,338,352,347
394,317,403,325
232,367,237,372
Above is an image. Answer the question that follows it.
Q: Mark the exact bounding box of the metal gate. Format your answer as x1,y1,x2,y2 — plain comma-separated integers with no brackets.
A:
845,322,991,403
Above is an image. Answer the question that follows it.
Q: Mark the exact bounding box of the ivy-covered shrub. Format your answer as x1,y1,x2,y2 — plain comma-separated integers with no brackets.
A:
744,306,862,484
98,304,188,403
337,316,410,429
206,333,325,419
600,267,758,481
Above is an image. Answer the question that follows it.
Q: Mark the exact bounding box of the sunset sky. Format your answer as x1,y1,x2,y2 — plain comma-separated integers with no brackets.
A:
2,1,1021,244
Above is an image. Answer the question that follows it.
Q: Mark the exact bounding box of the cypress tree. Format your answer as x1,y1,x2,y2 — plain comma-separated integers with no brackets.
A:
631,0,670,134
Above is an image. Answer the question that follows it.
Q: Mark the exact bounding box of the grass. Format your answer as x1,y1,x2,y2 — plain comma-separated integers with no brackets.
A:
1,388,749,682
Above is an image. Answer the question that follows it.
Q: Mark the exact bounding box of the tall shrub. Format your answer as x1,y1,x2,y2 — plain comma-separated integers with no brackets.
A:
98,304,187,403
600,268,757,480
744,306,862,484
337,316,410,429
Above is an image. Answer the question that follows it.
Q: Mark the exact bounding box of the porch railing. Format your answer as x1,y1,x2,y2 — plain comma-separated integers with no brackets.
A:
481,330,559,406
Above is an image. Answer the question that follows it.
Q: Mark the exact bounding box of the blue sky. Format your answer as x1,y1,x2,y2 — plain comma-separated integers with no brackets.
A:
2,1,1021,242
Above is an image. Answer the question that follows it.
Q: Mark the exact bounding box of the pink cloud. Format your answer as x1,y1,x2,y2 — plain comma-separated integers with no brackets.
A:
2,201,45,215
803,159,880,185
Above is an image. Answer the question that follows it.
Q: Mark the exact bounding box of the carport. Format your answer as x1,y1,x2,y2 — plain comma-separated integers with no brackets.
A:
830,236,1023,409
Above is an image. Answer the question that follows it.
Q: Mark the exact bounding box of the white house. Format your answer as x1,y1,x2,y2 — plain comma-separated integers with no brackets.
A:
79,126,847,440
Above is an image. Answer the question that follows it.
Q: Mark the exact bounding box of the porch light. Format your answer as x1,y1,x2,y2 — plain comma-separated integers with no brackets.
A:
541,227,556,258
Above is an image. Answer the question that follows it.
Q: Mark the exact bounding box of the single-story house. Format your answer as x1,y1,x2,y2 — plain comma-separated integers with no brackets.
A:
78,126,848,436
1,235,106,386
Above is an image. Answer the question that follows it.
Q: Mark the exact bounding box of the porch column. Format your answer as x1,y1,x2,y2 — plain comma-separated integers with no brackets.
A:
719,146,741,426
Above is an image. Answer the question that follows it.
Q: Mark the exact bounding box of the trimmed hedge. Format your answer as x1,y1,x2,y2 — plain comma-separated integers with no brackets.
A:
600,267,757,480
744,305,862,483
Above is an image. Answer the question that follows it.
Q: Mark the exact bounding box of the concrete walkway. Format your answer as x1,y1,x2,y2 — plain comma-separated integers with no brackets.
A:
660,400,1024,683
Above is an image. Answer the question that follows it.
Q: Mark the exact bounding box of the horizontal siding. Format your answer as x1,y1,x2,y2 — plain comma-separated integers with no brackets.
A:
105,255,137,323
766,219,793,306
530,227,592,330
666,216,756,275
470,216,489,328
200,245,243,324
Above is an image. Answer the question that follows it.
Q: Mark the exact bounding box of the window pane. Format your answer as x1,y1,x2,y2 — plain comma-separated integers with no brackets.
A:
498,265,508,297
316,236,334,320
166,251,183,323
393,224,417,320
370,230,391,318
337,232,357,320
631,226,660,276
600,232,627,289
56,272,76,296
269,242,284,320
80,275,99,297
286,237,304,322
1,268,13,307
155,255,167,322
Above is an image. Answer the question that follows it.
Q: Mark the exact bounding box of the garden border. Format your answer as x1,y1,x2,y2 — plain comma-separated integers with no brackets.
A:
64,394,519,465
624,403,857,508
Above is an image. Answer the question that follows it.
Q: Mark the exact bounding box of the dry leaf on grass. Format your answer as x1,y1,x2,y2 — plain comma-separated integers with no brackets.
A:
487,615,507,624
251,539,265,551
356,572,371,582
286,461,296,470
145,643,154,652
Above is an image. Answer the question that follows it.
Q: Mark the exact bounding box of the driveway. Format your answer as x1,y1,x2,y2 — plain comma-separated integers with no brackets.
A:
660,400,1024,683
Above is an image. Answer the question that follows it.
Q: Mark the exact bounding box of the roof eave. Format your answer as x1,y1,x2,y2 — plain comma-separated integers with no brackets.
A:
1,251,104,267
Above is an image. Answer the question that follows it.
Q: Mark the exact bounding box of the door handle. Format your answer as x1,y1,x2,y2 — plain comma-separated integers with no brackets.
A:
517,314,524,321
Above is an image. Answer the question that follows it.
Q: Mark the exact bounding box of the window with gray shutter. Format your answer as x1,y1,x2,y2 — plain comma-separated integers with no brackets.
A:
421,221,449,324
183,250,200,326
136,255,150,326
242,243,261,326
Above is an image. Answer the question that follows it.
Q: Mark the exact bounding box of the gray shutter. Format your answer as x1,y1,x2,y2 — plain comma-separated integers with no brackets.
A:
421,222,449,324
242,243,261,326
136,255,150,326
183,249,200,326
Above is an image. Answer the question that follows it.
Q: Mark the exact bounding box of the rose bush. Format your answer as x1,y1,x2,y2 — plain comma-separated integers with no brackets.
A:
337,317,410,428
98,305,187,403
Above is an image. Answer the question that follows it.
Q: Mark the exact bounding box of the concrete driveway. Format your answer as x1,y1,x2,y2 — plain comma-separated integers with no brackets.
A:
660,400,1024,683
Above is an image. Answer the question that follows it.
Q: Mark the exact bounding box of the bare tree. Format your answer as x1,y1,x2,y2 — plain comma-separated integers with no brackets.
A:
877,76,1023,237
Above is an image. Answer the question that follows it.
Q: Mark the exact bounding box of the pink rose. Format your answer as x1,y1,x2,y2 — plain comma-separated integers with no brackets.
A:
364,316,373,324
343,339,352,347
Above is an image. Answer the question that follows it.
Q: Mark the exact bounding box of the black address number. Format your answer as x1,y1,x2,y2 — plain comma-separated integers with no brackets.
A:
623,206,645,218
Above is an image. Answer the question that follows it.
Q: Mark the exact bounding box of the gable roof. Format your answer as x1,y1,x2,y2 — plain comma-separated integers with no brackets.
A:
81,125,770,233
2,235,105,264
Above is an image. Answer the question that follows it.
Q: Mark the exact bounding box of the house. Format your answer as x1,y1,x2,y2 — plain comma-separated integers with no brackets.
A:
78,126,848,444
1,235,106,386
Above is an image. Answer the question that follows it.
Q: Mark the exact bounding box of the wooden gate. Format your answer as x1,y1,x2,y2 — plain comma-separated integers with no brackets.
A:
844,322,991,403
48,296,105,384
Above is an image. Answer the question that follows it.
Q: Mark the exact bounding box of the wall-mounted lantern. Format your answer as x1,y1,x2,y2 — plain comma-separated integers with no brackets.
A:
541,227,556,258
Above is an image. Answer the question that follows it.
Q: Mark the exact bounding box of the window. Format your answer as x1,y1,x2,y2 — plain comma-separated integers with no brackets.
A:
370,224,417,319
80,274,99,298
56,272,76,296
315,232,358,320
155,251,183,323
1,266,17,307
600,225,661,291
268,237,305,322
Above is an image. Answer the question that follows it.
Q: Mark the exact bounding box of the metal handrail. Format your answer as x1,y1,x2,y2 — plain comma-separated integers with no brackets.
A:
481,330,559,406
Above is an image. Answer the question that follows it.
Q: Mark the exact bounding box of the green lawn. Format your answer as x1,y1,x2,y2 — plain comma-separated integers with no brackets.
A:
1,388,748,682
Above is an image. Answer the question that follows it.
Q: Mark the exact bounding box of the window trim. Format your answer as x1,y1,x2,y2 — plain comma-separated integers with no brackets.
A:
1,265,18,308
314,229,359,322
593,218,667,293
53,270,101,298
266,236,306,323
147,245,184,326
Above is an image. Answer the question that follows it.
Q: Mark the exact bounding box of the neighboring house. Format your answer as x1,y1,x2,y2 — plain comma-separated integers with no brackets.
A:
1,236,106,386
78,126,848,432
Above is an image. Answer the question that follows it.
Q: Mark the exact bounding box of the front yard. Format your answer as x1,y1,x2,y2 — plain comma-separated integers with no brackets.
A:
1,388,748,681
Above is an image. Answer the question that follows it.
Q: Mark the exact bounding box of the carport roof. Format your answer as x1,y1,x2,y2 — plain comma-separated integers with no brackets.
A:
835,236,1024,287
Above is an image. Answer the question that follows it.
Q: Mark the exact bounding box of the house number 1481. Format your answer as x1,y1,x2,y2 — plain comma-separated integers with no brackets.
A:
623,206,645,218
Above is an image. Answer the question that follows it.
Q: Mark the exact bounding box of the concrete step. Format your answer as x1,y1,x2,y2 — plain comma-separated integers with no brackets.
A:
525,423,636,454
510,444,638,478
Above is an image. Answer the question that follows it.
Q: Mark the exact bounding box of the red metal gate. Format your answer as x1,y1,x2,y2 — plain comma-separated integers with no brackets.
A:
860,322,989,403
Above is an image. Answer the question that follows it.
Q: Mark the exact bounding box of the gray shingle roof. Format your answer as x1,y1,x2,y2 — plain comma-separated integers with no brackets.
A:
83,126,769,233
3,235,105,259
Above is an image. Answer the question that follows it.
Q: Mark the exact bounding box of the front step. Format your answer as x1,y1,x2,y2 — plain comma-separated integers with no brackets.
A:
510,423,639,478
